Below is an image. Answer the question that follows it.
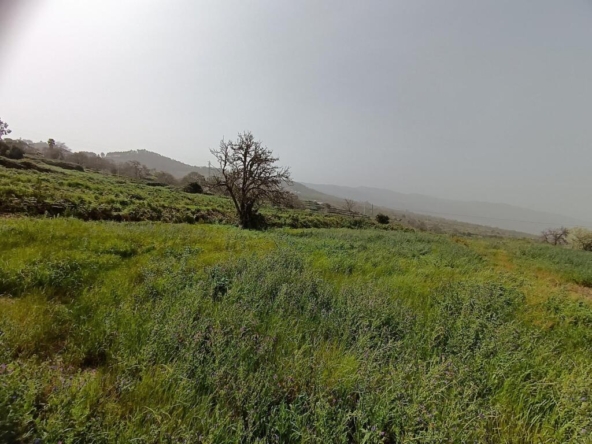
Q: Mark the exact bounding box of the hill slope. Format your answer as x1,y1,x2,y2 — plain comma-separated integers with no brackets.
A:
304,183,592,235
103,149,578,235
106,149,210,178
0,156,372,229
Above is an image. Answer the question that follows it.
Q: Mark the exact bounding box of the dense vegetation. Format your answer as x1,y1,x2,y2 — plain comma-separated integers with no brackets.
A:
0,158,374,229
1,217,591,443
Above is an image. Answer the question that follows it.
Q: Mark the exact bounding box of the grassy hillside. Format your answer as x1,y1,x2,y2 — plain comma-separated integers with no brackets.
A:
102,150,536,238
1,218,591,442
101,149,535,238
0,158,373,229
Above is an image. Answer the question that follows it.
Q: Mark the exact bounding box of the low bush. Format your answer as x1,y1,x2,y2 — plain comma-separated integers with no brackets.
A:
375,213,389,224
0,141,25,160
183,181,203,194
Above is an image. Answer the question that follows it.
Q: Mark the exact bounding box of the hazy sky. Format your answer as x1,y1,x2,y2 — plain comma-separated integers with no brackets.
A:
1,0,591,220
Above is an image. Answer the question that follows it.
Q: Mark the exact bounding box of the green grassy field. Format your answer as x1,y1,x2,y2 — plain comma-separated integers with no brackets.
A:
1,218,591,443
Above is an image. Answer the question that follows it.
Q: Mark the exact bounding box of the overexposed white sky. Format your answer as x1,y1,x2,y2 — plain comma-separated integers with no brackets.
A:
1,0,591,220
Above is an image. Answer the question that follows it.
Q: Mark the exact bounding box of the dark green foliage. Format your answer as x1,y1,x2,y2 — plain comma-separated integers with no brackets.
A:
375,213,389,224
183,181,203,194
0,141,25,160
10,146,24,160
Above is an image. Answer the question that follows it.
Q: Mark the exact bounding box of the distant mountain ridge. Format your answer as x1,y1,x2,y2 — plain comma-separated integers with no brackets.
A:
106,149,210,178
303,183,592,235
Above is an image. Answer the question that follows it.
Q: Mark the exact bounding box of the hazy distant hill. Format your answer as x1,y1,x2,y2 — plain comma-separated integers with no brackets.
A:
303,183,592,235
103,149,579,235
104,151,344,204
106,150,210,178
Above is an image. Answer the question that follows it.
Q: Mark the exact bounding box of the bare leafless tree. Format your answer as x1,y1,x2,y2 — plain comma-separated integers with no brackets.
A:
209,132,292,229
343,199,357,217
273,191,304,209
541,227,569,246
120,160,149,179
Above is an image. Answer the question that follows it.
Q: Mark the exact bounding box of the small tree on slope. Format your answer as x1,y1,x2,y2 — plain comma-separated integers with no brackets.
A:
209,132,292,229
541,227,569,246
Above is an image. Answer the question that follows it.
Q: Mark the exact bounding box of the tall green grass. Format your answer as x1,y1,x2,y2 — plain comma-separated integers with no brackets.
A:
512,241,592,287
1,219,591,442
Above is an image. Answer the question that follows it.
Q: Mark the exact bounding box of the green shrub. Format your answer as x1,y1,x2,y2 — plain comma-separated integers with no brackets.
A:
183,181,203,194
0,141,24,159
375,213,389,224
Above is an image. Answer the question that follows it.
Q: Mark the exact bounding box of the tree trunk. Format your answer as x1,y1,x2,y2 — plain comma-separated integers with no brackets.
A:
239,203,259,229
239,211,250,229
